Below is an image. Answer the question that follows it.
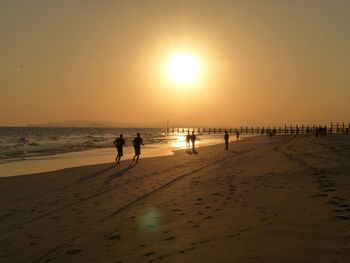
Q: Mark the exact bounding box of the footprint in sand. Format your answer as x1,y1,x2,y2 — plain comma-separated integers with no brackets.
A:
107,234,121,240
309,192,325,198
333,215,349,220
66,249,82,255
163,236,175,241
142,251,155,257
180,247,195,254
138,244,148,248
323,189,336,193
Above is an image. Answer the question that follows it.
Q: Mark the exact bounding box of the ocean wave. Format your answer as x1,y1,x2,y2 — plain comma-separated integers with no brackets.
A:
0,127,194,162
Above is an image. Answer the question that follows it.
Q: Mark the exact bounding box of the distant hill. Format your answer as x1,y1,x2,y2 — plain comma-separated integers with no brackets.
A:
26,119,128,128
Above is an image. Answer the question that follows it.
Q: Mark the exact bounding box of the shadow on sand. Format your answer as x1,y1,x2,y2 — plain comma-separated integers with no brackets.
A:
186,150,198,155
78,164,116,183
104,163,136,183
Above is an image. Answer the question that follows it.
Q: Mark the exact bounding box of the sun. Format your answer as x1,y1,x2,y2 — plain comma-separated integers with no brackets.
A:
167,53,199,84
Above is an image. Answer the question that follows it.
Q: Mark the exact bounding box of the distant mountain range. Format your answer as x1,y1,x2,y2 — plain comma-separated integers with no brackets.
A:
26,119,129,128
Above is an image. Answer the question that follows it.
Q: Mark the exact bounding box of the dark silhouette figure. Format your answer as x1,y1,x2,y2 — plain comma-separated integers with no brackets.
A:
132,133,144,163
186,132,191,148
224,131,229,150
190,131,196,153
235,130,240,141
113,134,125,164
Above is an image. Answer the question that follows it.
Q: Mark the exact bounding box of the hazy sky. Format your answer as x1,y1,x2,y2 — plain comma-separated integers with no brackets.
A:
1,0,349,127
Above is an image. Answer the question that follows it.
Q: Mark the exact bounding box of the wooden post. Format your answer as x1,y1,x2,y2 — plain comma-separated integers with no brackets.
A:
284,124,287,135
301,125,304,134
245,126,248,134
337,123,339,133
240,126,243,133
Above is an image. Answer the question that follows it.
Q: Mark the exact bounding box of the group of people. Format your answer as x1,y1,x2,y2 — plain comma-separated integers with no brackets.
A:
114,130,240,164
113,133,144,164
185,131,197,152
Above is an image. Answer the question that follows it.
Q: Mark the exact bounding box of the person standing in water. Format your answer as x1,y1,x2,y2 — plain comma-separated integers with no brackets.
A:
114,134,125,164
190,131,196,153
186,131,191,148
224,131,229,150
132,133,144,163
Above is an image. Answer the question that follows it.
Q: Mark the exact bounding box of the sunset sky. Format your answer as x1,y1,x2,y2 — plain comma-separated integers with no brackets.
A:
1,0,349,127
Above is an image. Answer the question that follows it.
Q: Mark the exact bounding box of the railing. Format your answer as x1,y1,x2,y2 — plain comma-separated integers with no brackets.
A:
166,122,350,135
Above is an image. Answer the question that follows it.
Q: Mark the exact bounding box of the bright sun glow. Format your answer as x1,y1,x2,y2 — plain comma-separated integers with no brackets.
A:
167,53,199,84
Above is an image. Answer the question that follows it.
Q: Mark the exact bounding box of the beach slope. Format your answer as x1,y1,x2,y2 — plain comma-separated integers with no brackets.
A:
1,135,350,262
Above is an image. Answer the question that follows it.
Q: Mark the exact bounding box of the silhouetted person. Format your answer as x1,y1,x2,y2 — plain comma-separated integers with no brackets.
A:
186,132,191,148
306,127,310,136
224,131,229,150
133,133,144,163
190,131,196,153
235,131,240,141
113,134,125,164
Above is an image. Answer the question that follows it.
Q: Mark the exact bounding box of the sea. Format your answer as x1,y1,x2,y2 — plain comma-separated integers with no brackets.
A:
0,127,229,177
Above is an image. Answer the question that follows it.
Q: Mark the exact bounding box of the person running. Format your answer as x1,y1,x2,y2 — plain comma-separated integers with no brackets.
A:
113,134,125,164
185,131,191,148
190,131,196,153
132,133,144,163
224,131,229,150
235,130,240,141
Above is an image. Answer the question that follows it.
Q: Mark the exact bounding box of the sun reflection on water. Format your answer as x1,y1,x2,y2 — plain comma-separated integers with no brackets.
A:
170,135,187,148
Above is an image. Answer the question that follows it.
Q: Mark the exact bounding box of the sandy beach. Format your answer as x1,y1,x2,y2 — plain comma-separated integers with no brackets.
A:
1,135,350,262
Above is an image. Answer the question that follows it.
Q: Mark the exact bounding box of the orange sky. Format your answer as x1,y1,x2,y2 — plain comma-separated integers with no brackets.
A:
1,1,349,127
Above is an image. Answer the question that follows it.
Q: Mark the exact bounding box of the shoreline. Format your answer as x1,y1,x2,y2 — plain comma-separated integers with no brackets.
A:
0,135,240,177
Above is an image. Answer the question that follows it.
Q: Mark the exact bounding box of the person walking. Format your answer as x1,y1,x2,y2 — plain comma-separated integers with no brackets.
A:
132,133,144,163
190,131,196,153
235,130,240,141
224,131,229,150
186,131,191,148
113,134,125,164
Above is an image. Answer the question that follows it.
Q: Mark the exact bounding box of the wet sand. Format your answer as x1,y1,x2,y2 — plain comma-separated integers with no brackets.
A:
0,135,350,262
